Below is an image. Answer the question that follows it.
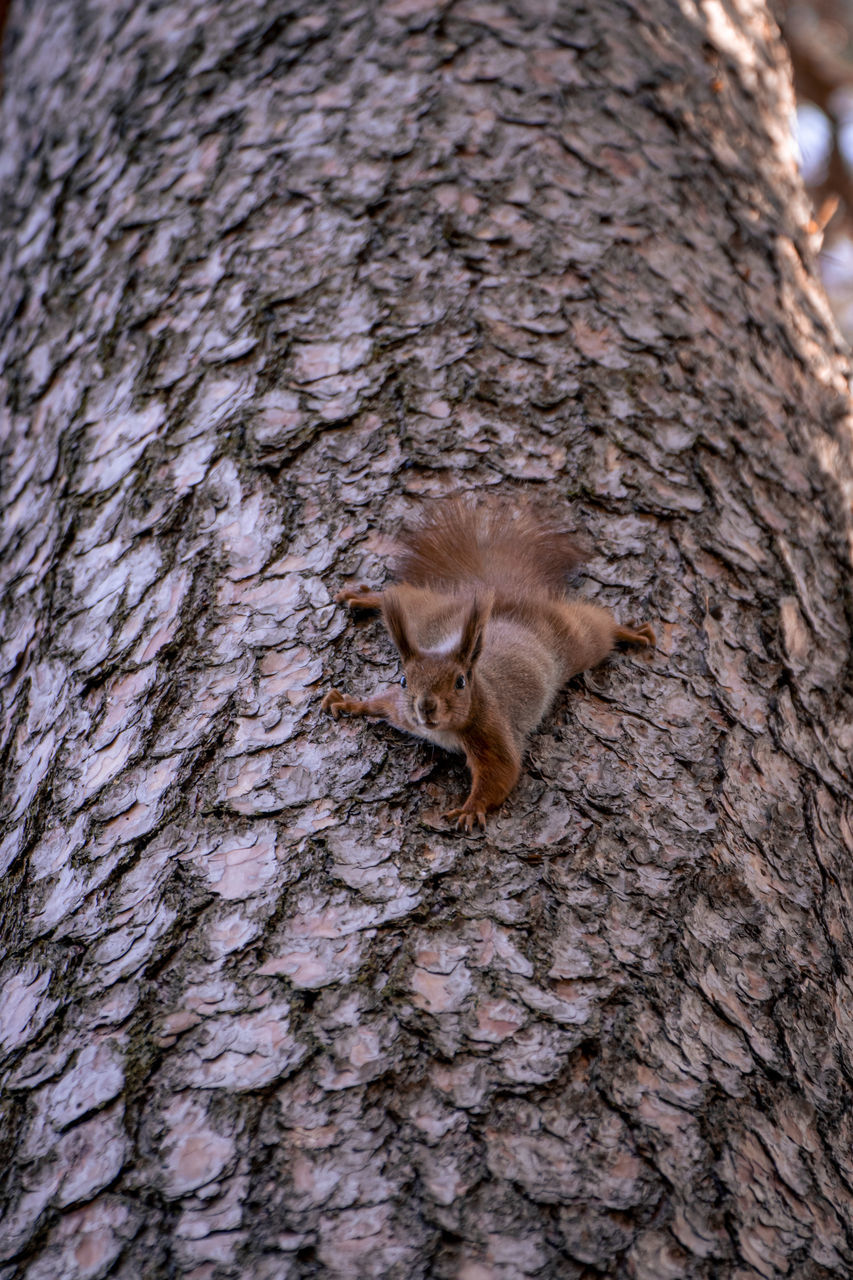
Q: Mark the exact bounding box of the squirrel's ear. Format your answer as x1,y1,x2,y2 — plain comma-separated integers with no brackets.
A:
456,592,493,672
382,589,417,663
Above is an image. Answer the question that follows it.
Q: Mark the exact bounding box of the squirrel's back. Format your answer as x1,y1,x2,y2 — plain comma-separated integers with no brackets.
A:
393,498,584,600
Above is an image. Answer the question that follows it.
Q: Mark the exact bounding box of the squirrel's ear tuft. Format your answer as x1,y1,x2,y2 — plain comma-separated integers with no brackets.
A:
456,592,493,672
382,588,417,663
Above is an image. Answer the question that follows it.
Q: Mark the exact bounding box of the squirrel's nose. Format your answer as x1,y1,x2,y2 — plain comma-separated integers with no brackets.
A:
418,695,437,719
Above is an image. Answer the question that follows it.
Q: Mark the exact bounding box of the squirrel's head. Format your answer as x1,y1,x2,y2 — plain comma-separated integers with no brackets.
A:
383,591,492,731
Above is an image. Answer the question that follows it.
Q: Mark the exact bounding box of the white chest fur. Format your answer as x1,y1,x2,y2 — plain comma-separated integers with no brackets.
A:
407,723,464,754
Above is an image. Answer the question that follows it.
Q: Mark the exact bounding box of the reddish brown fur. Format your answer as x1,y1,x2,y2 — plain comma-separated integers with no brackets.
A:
323,500,655,831
393,497,585,598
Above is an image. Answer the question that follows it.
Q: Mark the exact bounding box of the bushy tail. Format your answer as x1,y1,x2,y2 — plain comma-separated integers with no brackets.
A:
393,498,585,598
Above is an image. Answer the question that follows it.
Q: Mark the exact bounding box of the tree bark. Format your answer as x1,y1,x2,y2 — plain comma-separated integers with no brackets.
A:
2,1,853,1277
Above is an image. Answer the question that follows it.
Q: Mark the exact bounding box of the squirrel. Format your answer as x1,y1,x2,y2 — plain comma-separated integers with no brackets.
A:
322,499,654,832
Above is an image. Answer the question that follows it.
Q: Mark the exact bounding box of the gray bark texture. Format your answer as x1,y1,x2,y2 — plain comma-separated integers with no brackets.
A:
2,1,853,1277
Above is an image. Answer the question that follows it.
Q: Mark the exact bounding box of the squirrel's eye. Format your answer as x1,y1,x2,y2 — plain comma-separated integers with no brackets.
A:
455,674,466,690
400,674,407,688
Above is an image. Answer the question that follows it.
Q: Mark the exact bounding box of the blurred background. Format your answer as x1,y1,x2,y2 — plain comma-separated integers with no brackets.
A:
780,0,853,340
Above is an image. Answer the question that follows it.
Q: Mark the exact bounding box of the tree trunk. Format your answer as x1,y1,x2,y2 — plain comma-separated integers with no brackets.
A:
2,1,853,1277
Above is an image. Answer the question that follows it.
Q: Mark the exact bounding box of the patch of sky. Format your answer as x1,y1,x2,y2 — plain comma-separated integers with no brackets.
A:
794,102,832,184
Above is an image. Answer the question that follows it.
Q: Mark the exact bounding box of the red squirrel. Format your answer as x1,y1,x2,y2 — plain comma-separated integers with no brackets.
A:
322,499,654,831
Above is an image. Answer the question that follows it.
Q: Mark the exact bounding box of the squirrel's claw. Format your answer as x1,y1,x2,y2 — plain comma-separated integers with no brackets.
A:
615,619,656,649
335,583,367,602
631,621,656,647
322,688,353,719
444,806,487,833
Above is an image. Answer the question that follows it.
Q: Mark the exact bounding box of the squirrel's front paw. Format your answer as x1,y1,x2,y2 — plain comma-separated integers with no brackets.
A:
322,688,360,719
444,805,487,833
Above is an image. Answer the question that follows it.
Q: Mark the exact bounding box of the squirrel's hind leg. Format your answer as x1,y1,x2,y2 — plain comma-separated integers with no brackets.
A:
336,584,384,612
614,621,655,647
